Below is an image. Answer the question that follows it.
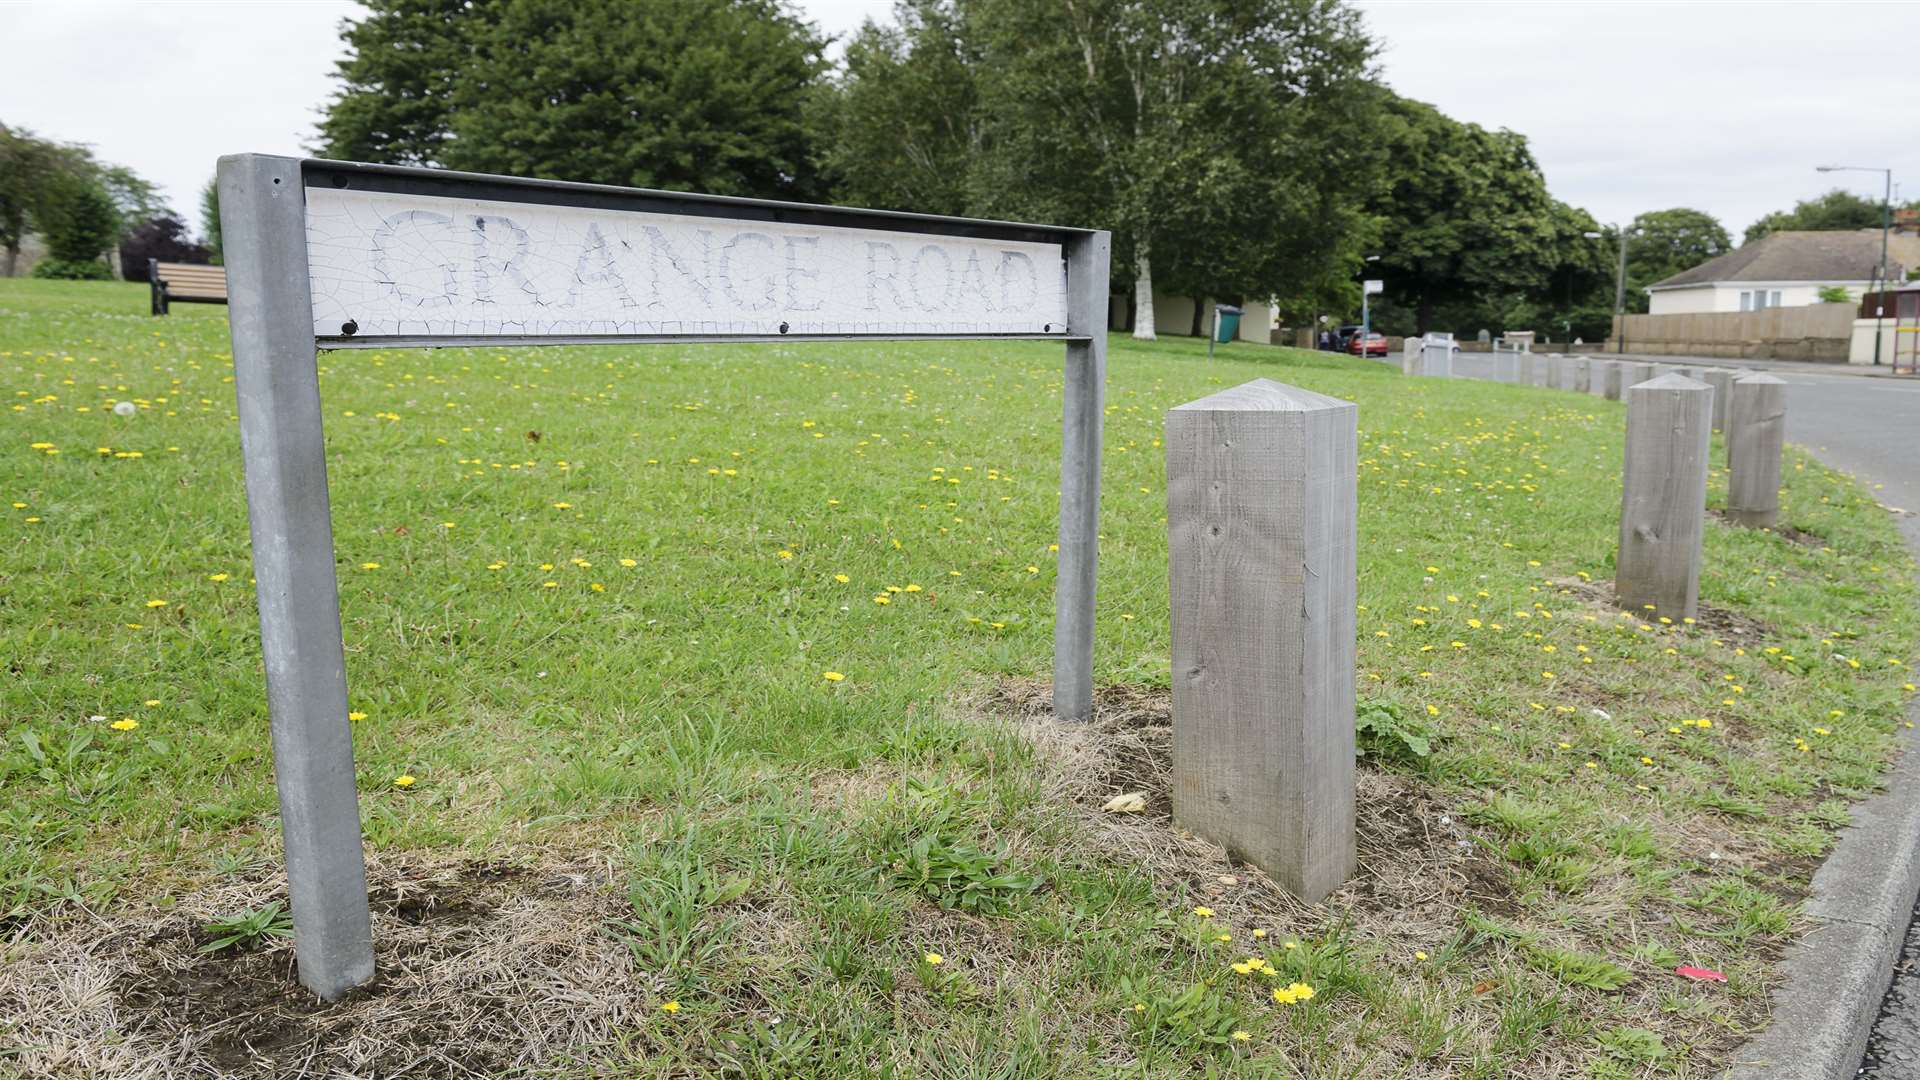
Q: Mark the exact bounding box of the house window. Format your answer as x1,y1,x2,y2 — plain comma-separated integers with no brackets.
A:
1741,290,1782,311
1740,291,1754,311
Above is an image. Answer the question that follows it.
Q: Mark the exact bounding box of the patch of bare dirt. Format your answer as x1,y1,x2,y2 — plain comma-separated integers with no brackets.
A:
1551,575,1774,644
987,679,1514,938
0,855,645,1079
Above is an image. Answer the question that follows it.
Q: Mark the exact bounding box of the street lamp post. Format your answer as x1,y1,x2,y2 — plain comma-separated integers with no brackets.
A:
1816,165,1893,366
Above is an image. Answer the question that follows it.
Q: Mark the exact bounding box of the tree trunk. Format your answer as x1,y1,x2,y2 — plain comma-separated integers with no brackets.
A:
3,244,16,279
1189,297,1205,339
1131,246,1156,341
1416,294,1433,337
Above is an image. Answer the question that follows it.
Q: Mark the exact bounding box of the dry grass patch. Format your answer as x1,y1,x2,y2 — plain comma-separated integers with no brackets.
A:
0,854,642,1079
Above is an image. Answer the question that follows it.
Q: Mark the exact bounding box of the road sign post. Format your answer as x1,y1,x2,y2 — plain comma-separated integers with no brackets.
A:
218,155,1110,999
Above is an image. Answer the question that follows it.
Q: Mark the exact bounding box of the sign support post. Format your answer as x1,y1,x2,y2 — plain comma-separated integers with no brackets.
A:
1053,232,1110,722
218,153,1108,995
218,155,375,1001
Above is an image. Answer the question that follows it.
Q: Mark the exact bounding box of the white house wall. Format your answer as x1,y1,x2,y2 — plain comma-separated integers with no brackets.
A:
1648,281,1872,315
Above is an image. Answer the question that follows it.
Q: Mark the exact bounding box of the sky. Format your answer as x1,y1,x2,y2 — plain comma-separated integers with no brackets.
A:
2,0,1914,240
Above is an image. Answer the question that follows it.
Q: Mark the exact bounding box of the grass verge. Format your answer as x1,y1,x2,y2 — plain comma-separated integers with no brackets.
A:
3,279,1917,1077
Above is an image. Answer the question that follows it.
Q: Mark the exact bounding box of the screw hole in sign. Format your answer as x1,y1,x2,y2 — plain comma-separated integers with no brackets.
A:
341,321,358,337
779,321,789,335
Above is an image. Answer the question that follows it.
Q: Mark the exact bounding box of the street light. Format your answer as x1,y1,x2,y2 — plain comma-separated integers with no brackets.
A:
1593,226,1634,353
1816,164,1892,366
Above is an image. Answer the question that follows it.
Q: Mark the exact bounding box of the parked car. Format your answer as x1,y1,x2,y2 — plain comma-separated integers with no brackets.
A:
1331,324,1363,351
1347,331,1388,357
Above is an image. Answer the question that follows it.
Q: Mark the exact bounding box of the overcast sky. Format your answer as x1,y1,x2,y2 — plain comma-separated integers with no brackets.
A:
3,0,1914,239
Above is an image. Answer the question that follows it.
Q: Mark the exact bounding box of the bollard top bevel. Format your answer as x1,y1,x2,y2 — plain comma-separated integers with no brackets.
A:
1629,373,1712,393
1169,378,1355,414
1733,372,1788,385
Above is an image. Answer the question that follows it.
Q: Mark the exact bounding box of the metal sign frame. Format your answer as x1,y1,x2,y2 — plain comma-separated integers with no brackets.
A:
216,154,1110,999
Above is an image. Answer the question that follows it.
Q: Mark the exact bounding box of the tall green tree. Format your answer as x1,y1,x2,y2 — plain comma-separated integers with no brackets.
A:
316,0,481,166
819,0,1378,338
812,1,979,217
1616,207,1730,312
0,122,157,277
317,0,829,200
31,177,120,278
1743,188,1883,244
1362,96,1599,335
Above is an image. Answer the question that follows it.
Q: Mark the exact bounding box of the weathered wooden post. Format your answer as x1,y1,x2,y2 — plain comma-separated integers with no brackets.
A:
1702,369,1735,431
1167,378,1357,904
1726,373,1787,528
1571,356,1592,393
1620,361,1656,390
1519,352,1537,386
1419,333,1454,377
1588,359,1614,398
1617,374,1712,619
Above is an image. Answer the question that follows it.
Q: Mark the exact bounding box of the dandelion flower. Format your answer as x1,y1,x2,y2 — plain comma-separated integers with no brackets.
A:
924,952,944,966
393,774,416,787
660,1000,681,1013
823,671,845,682
348,711,367,721
145,599,168,608
109,718,139,732
1192,906,1214,918
208,573,229,582
1232,1030,1252,1041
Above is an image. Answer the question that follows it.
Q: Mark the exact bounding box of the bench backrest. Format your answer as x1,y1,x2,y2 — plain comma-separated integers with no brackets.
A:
155,262,228,299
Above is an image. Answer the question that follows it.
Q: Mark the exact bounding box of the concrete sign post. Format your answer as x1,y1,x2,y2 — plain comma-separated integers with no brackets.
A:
218,155,1110,999
1166,379,1357,904
1617,374,1713,620
1726,374,1788,528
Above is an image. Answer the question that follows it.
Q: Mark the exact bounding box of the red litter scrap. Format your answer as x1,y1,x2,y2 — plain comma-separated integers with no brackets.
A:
1675,966,1727,982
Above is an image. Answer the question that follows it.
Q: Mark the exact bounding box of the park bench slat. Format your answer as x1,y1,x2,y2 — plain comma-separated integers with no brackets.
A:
150,260,229,314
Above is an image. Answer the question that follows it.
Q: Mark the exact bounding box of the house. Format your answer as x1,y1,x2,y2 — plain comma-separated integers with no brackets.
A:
1645,230,1918,315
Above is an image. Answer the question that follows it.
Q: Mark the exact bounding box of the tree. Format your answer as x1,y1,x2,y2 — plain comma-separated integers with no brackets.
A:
31,177,120,279
200,178,222,263
315,0,482,166
1363,96,1591,335
819,0,1379,339
119,214,211,281
1,122,164,276
316,0,830,201
1744,188,1882,244
1627,208,1729,285
812,1,979,218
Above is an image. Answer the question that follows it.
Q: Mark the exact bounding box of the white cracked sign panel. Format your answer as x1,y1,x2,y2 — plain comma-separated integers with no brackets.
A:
304,187,1070,340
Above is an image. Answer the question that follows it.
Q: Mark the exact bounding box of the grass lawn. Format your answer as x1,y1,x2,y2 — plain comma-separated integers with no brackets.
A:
3,278,1917,1078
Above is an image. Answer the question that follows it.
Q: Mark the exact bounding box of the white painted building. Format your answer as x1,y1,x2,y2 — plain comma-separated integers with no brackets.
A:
1645,230,1914,315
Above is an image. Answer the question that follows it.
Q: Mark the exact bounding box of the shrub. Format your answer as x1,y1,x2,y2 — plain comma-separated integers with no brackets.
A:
1816,285,1852,304
30,257,111,280
119,214,210,282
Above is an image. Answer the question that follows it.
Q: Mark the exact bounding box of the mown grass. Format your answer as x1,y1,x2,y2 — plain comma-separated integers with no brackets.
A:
3,278,1917,1077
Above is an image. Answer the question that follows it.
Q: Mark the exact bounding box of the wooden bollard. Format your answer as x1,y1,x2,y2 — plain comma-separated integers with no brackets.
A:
1167,378,1356,904
1589,359,1616,398
1617,374,1712,619
1620,361,1656,391
1519,353,1537,386
1702,369,1734,431
1571,357,1591,393
1726,373,1787,528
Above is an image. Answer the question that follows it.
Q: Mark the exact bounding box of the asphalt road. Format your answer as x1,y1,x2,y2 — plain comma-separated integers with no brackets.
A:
1762,371,1920,1076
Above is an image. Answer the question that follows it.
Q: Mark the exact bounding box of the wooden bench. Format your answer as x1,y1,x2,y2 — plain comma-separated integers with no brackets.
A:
150,260,227,315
